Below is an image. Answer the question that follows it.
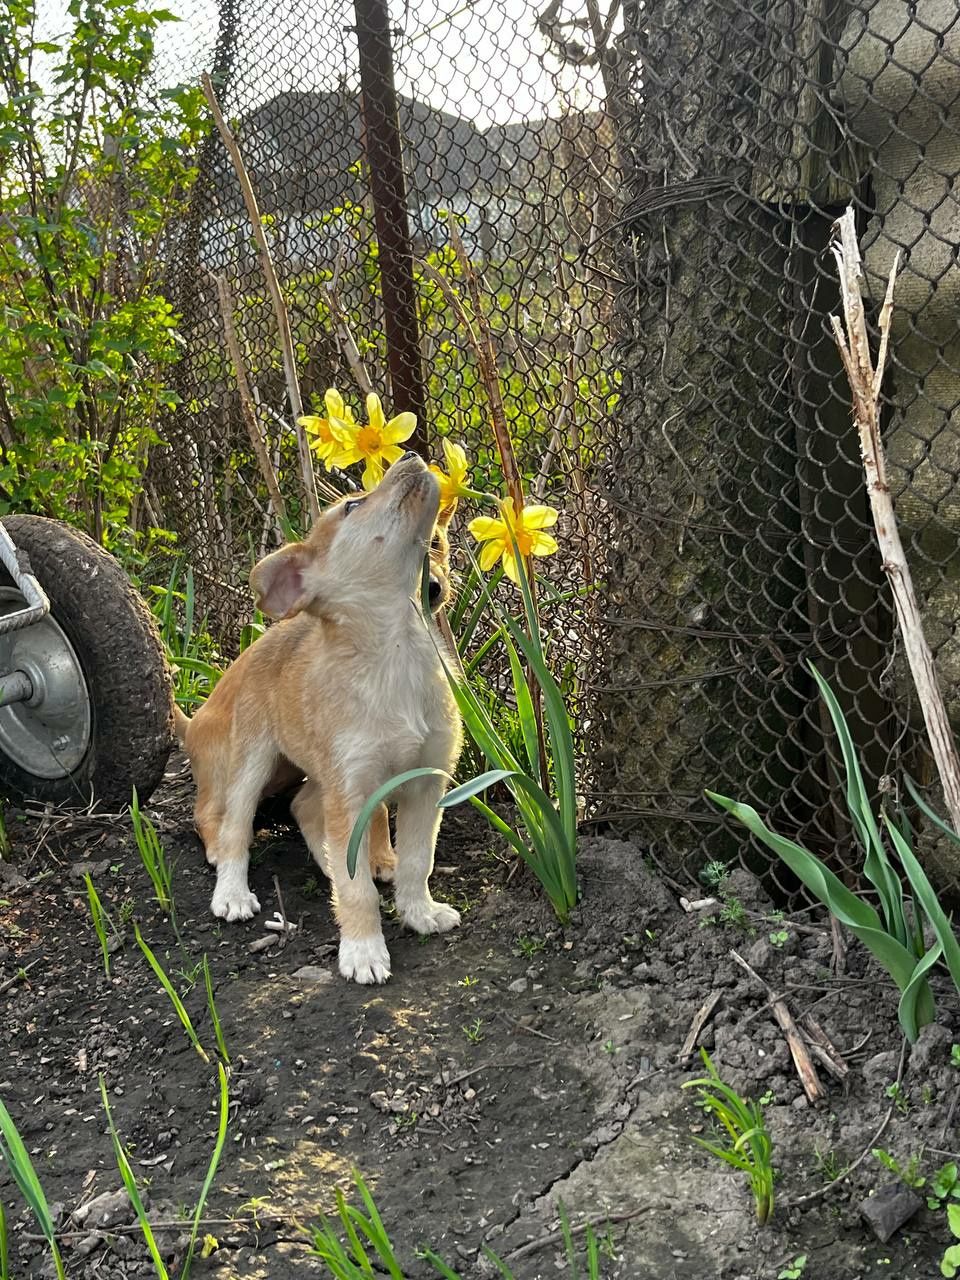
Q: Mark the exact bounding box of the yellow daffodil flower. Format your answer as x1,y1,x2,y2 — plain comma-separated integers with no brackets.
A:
428,438,471,510
468,498,559,584
329,392,417,491
297,388,356,470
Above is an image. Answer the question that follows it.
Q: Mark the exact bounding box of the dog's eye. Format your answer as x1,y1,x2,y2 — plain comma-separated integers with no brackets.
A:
342,499,363,517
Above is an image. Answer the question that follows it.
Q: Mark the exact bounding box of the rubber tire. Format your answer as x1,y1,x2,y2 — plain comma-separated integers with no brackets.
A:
0,516,174,808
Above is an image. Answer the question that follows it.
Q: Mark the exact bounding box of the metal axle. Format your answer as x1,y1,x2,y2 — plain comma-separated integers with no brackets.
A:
0,670,33,708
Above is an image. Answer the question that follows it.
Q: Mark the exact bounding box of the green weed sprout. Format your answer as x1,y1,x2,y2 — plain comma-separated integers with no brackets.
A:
150,561,223,712
307,1170,604,1279
682,1048,775,1225
85,873,118,977
131,788,176,921
708,662,960,1043
134,923,209,1063
943,1204,960,1277
100,1075,169,1277
180,1062,230,1279
0,1096,66,1278
0,1198,8,1280
202,955,230,1064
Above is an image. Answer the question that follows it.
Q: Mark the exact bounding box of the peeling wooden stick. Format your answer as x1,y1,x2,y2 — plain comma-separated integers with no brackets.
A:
678,989,722,1061
201,72,331,518
215,273,288,527
801,1015,849,1082
830,206,960,836
730,951,826,1104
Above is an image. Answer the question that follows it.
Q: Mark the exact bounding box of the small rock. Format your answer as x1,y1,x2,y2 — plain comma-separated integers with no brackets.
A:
506,978,527,994
909,1023,953,1074
74,1233,103,1258
293,965,333,984
238,1080,264,1107
72,1188,135,1229
860,1182,922,1243
744,938,774,972
67,859,111,881
862,1049,901,1093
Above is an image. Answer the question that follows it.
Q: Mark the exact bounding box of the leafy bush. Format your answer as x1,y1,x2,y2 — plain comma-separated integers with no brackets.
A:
0,0,205,545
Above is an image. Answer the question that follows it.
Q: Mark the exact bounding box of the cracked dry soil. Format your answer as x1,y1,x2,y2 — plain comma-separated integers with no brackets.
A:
1,756,958,1278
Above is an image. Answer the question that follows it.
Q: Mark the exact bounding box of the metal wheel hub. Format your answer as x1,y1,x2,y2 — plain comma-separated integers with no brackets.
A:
0,588,91,778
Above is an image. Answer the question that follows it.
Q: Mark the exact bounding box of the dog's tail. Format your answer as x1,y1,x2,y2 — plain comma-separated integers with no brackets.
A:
173,704,190,746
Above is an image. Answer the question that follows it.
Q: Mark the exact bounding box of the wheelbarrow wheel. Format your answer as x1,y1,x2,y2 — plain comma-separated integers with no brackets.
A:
0,516,174,808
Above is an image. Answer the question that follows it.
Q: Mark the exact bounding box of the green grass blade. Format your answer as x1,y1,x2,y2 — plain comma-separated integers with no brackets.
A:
419,1248,463,1279
99,1076,169,1279
707,792,920,996
808,663,907,939
558,1202,579,1280
133,923,209,1062
439,770,516,808
885,813,960,994
346,768,451,879
180,1061,230,1280
504,630,542,784
202,955,230,1064
85,873,111,978
0,1096,64,1277
351,1172,405,1280
465,794,532,864
480,1247,519,1280
897,941,940,1043
904,774,960,848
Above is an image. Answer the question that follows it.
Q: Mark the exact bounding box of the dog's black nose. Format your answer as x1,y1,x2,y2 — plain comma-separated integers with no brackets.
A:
428,576,442,605
401,450,419,462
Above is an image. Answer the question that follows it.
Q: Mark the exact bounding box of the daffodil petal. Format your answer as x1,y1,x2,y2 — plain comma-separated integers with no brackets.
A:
383,412,417,445
362,456,384,491
469,516,505,542
365,393,385,433
298,415,325,432
324,388,347,420
501,547,520,583
519,504,559,531
479,539,505,572
442,438,468,482
529,531,559,557
382,443,404,465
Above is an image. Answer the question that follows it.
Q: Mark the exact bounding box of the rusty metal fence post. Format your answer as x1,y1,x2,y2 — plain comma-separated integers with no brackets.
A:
353,0,427,451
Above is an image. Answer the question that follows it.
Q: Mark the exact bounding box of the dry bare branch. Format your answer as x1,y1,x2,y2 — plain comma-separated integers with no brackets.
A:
830,206,960,838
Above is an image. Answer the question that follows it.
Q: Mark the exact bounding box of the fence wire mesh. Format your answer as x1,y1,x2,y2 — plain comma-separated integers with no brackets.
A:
144,0,960,900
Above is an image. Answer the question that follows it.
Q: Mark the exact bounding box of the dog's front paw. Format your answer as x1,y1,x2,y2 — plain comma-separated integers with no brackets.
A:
339,935,391,984
211,885,261,922
398,898,461,935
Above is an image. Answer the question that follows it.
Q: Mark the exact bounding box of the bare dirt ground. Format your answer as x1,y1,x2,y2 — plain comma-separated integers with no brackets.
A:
1,754,958,1278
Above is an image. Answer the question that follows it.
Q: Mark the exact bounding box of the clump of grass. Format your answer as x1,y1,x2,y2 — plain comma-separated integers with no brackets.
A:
134,923,209,1063
131,788,179,937
149,559,223,712
682,1048,775,1225
0,1096,66,1278
307,1170,605,1279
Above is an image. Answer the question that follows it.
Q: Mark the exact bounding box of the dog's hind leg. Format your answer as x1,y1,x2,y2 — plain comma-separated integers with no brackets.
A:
292,789,395,884
208,736,276,922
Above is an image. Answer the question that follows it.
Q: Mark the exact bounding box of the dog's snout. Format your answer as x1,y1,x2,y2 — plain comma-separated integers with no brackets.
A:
401,450,420,462
428,576,442,604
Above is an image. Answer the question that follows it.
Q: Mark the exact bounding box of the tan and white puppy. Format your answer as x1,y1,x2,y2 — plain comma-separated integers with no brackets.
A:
175,453,462,984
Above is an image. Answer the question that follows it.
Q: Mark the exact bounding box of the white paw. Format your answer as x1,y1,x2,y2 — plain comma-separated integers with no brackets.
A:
339,935,391,984
211,885,261,922
398,898,461,935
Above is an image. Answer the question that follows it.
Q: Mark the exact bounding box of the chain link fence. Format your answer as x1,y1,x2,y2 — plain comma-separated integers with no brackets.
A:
145,0,960,899
599,0,960,898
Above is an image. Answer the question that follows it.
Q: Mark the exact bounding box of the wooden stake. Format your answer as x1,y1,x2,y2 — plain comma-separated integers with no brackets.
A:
731,950,826,1105
201,73,334,519
830,207,960,839
215,274,288,528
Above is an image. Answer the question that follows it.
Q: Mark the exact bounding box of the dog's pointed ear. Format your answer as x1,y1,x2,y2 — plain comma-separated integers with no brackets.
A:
250,543,314,619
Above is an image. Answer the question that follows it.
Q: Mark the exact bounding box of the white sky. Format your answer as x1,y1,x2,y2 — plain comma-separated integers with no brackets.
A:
37,0,614,127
